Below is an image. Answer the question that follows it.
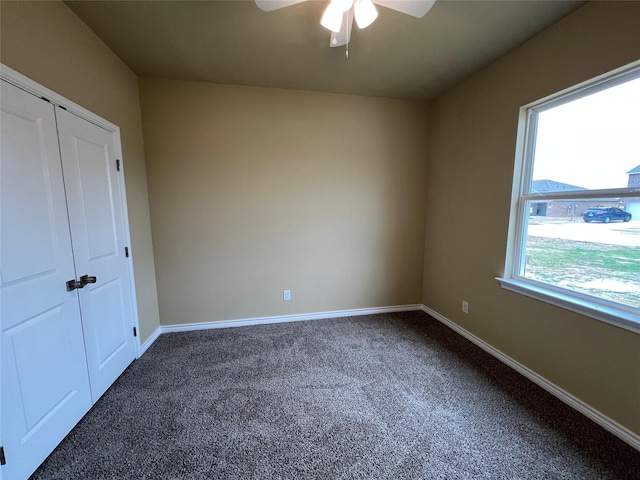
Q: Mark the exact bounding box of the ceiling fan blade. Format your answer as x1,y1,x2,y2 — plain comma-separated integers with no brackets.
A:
373,0,435,18
255,0,307,12
330,11,354,47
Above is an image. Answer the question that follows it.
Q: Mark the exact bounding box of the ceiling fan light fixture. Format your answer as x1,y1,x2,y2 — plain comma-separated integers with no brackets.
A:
321,2,344,32
332,0,355,12
255,0,436,53
354,0,378,29
329,11,353,47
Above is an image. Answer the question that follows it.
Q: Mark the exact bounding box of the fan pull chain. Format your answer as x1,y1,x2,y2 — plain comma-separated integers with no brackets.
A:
346,9,350,58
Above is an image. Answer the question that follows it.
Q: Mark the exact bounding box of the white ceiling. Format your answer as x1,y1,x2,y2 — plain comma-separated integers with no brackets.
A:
67,0,585,100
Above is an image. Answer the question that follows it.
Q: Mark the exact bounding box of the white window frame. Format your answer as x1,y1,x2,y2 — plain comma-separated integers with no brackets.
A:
498,61,640,334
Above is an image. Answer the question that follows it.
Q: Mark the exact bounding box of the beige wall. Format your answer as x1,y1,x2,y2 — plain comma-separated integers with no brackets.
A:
1,1,161,342
3,0,637,440
423,1,640,434
139,78,428,325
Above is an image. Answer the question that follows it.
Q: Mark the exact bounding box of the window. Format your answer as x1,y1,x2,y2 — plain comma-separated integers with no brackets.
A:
499,63,640,333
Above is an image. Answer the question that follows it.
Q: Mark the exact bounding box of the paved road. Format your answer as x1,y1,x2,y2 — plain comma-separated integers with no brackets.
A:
528,220,640,247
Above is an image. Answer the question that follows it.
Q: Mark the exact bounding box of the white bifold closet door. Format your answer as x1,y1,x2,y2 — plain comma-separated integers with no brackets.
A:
56,108,137,401
1,80,136,480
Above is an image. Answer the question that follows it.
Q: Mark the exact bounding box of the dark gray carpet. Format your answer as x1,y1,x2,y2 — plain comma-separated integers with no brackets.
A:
32,311,640,479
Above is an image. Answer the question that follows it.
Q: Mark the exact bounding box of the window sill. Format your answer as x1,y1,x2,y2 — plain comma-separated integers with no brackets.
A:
496,277,640,334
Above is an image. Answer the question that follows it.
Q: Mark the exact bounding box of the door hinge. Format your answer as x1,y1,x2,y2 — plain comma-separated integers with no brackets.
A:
0,446,6,465
133,327,137,337
125,246,129,257
116,159,121,171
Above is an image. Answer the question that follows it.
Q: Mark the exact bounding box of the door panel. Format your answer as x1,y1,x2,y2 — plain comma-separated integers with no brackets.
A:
56,108,136,402
86,278,129,367
75,136,119,260
1,81,93,480
0,113,57,284
8,306,85,431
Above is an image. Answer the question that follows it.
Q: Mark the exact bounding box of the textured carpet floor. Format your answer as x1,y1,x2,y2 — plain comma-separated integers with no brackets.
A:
32,311,639,479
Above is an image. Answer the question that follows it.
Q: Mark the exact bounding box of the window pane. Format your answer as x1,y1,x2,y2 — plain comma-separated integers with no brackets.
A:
522,199,640,309
530,77,640,193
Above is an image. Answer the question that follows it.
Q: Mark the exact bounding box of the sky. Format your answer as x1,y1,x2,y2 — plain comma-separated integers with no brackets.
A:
532,75,640,190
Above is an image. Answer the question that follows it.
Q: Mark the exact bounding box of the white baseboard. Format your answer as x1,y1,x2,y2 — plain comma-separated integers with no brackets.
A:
137,326,161,358
161,304,423,333
421,305,640,452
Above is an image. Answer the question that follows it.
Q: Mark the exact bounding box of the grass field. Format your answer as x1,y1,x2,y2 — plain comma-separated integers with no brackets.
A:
523,235,640,309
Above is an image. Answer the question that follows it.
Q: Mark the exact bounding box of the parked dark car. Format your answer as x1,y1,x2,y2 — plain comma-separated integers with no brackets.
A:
582,207,632,223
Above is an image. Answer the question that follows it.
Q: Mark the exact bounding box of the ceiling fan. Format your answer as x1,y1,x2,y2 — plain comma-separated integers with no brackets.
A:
255,0,436,49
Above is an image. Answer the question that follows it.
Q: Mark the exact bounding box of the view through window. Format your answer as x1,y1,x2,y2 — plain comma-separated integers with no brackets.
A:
512,67,640,317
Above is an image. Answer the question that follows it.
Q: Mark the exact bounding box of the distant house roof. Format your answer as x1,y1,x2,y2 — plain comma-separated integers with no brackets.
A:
627,164,640,175
531,179,586,193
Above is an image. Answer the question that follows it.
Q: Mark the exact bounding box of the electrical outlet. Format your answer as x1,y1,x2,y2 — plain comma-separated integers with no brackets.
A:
283,290,291,301
462,300,469,314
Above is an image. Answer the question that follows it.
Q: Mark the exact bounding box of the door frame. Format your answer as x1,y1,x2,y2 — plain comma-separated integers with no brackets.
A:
1,63,143,358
